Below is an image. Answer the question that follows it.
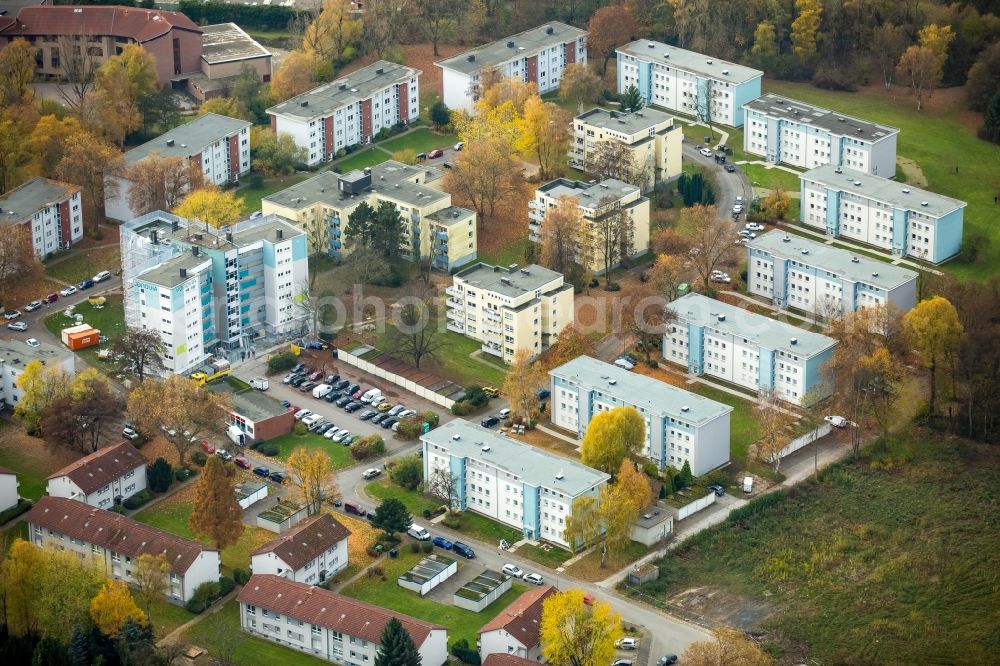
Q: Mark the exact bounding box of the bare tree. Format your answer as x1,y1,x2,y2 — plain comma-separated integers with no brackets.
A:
592,198,634,286
749,389,797,475
0,224,41,307
683,205,738,290
586,140,646,189
425,464,459,509
111,328,166,383
386,297,446,369
54,35,101,113
362,0,411,59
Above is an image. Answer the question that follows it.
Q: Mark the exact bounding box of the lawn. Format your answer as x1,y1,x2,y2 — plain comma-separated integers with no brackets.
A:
0,446,52,501
44,244,121,284
340,549,529,646
693,384,759,464
764,80,1000,281
43,294,126,373
332,147,392,173
267,431,354,468
565,541,649,583
135,590,194,639
477,237,531,269
618,434,1000,664
447,511,523,546
236,174,311,215
516,543,574,569
365,479,441,517
380,127,459,155
182,599,331,666
742,163,802,192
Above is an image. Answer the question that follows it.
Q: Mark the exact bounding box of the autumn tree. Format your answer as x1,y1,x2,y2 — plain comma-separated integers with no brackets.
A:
92,44,157,145
563,495,602,552
750,21,778,66
132,554,170,622
502,349,547,424
287,447,337,515
559,63,603,108
588,6,636,74
682,205,738,290
126,151,199,216
598,480,640,560
580,407,646,475
303,0,363,65
53,35,103,112
539,195,588,288
903,297,963,415
56,130,125,226
14,360,71,436
444,133,524,236
271,50,318,102
414,0,466,56
189,456,244,551
173,186,242,229
966,43,1000,112
586,140,645,189
199,97,251,121
90,579,147,637
615,280,671,364
387,299,446,369
0,119,31,195
42,368,123,454
872,23,909,89
539,324,597,372
425,464,459,508
27,115,85,179
252,130,307,176
516,96,570,180
683,627,772,666
111,327,166,383
790,0,822,62
474,75,537,116
1,539,42,636
375,617,422,666
0,39,35,108
760,186,791,221
126,374,232,466
362,0,409,59
593,202,634,285
896,46,941,111
749,389,796,475
647,254,688,303
615,459,652,507
0,224,41,308
540,589,622,666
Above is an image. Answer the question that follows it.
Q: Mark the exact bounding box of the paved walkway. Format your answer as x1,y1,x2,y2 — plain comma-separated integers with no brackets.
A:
535,423,579,445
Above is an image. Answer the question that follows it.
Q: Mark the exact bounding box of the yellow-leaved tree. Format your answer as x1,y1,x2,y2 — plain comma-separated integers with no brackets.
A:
902,296,963,415
173,186,243,229
133,553,171,622
271,50,317,103
516,96,571,181
614,459,652,509
90,579,148,637
287,447,337,515
541,589,622,666
501,349,547,425
579,406,646,475
682,627,773,666
14,359,71,435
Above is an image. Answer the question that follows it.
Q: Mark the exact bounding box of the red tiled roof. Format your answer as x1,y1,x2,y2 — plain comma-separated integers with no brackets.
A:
25,496,215,574
253,513,351,571
478,586,556,649
239,574,444,646
1,5,201,41
484,655,539,666
47,441,145,495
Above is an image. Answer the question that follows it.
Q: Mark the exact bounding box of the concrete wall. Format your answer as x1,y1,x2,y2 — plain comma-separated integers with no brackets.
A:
676,491,715,521
339,348,456,409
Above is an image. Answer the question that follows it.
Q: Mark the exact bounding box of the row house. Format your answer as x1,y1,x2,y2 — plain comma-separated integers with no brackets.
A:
251,513,351,585
46,441,147,509
0,177,83,257
478,586,556,661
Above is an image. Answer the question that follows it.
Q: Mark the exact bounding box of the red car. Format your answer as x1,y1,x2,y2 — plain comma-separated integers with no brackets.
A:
42,292,59,304
353,387,368,400
427,148,444,159
199,440,215,454
234,456,251,470
308,370,324,381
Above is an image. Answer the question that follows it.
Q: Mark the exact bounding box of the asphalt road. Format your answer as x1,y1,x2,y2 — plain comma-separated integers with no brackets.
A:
3,277,122,344
682,139,752,221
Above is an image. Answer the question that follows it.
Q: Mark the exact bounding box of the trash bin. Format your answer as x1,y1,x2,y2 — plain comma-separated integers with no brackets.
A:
389,548,398,559
374,544,384,554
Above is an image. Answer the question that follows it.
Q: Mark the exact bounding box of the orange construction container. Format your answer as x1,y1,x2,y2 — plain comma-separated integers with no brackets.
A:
63,327,100,351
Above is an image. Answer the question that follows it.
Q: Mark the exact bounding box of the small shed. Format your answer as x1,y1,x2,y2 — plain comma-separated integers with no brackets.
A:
453,569,512,612
256,500,308,533
236,481,268,510
396,553,457,596
61,324,100,350
628,563,660,586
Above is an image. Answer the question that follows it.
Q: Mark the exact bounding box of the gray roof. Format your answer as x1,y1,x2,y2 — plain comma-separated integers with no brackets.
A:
426,206,475,227
749,230,918,290
801,165,966,218
549,356,732,425
0,177,78,226
201,23,270,64
233,217,304,247
126,211,301,255
668,293,836,358
538,178,639,208
616,40,763,85
0,338,73,372
454,263,563,299
209,379,290,422
267,61,419,120
123,113,250,166
743,94,897,143
575,107,674,135
436,22,586,76
140,251,211,289
422,420,609,496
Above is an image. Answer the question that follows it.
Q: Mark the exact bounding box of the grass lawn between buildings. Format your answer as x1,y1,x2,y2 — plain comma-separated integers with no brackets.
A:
742,163,802,193
516,543,574,569
333,147,393,173
266,431,354,468
43,244,121,284
43,294,127,374
564,541,649,583
381,127,459,155
136,590,195,639
236,174,311,215
340,549,529,647
366,479,441,517
619,434,1000,664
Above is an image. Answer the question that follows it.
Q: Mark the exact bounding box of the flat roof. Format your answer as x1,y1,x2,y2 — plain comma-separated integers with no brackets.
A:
0,338,73,371
801,165,966,217
267,61,419,120
0,177,78,226
436,22,586,75
749,230,918,290
635,504,675,529
426,205,475,227
233,217,304,247
668,293,837,358
549,356,732,425
123,113,250,166
139,251,211,288
538,178,639,207
422,420,609,496
201,23,270,64
209,380,290,422
743,94,897,142
617,40,763,85
454,263,563,299
575,107,674,134
126,211,302,254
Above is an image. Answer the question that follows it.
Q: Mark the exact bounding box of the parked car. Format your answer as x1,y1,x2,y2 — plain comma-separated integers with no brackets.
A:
315,423,335,436
307,370,323,381
381,417,398,430
6,321,27,331
369,395,385,407
282,373,297,384
290,375,308,387
344,500,366,516
387,405,407,417
216,449,233,461
453,142,464,151
341,435,356,446
441,161,453,169
59,286,77,297
377,401,395,413
481,416,500,428
269,471,286,484
234,456,251,470
25,338,40,348
744,222,765,232
483,385,500,398
77,278,94,290
432,536,453,550
324,391,342,403
3,310,20,320
200,440,216,454
452,542,475,559
656,656,678,666
122,427,140,441
301,413,322,427
352,386,369,400
325,374,340,384
333,396,351,408
616,638,639,650
42,292,59,304
345,383,360,396
346,401,365,413
253,466,270,477
710,272,732,284
370,413,388,425
308,419,329,432
280,400,291,409
333,430,353,443
614,358,635,371
523,573,544,585
536,389,551,400
612,660,634,666
24,300,41,312
324,428,343,440
299,381,318,393
333,379,350,391
724,164,736,173
293,410,313,421
699,147,713,157
358,409,377,421
361,468,381,480
93,270,112,283
825,415,849,428
501,564,524,578
427,148,444,159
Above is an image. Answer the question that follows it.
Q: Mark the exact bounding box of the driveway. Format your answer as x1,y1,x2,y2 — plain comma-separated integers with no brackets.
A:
4,278,122,348
681,139,752,221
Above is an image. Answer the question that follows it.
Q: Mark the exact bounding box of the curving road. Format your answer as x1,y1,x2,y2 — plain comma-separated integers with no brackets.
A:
681,138,753,220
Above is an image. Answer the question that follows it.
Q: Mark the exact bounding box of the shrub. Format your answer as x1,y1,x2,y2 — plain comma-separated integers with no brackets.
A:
642,462,659,478
336,148,346,158
451,401,473,416
257,442,279,457
442,512,461,529
294,422,308,436
246,172,264,189
110,505,125,514
389,454,423,490
0,499,32,525
185,598,207,614
233,568,251,585
351,435,385,460
589,277,599,288
175,467,192,482
218,576,235,596
147,457,173,493
420,411,439,428
421,542,433,553
409,543,420,553
395,416,423,439
451,638,482,665
728,489,788,523
267,351,297,374
367,566,384,578
122,489,153,510
430,100,450,128
422,509,432,520
464,385,488,407
191,451,208,467
185,580,221,613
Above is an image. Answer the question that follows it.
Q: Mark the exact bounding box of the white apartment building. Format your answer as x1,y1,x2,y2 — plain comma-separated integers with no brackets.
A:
421,420,610,549
0,467,18,513
663,293,837,406
26,496,220,603
267,61,420,166
747,230,918,317
800,165,966,264
445,263,574,363
616,40,763,127
530,178,651,274
262,162,477,270
105,113,251,221
0,177,84,257
743,94,899,177
251,514,351,585
550,356,732,476
46,441,148,509
0,338,75,409
437,22,587,113
478,586,556,662
239,574,449,665
570,107,682,191
121,212,309,375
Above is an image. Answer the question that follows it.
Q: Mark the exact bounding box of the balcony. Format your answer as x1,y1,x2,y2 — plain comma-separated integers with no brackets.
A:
446,321,465,334
480,343,502,357
446,298,463,309
445,286,460,298
528,201,541,210
528,209,543,222
446,309,465,322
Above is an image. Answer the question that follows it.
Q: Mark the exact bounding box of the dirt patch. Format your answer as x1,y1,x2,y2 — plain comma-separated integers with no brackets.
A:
631,360,692,389
896,156,928,188
506,424,578,459
668,586,778,631
339,43,469,101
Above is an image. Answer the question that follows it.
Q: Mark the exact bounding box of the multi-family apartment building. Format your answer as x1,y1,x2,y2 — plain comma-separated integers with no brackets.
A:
743,94,899,177
800,165,966,264
0,177,84,258
267,61,419,167
549,356,732,475
0,467,19,513
747,230,918,317
120,212,308,375
261,161,477,270
445,263,573,363
421,419,610,549
530,178,650,274
663,293,836,406
105,113,251,221
616,40,763,127
478,586,556,661
0,5,203,86
251,514,351,585
0,338,75,409
26,496,220,603
238,574,448,665
569,107,682,190
46,441,147,509
437,22,587,113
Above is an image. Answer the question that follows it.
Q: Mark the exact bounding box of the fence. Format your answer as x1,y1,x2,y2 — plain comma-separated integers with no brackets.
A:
676,492,716,521
339,347,458,409
767,424,833,462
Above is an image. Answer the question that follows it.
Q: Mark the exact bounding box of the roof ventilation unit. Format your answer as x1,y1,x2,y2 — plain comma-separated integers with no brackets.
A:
706,59,713,65
722,69,730,75
834,167,843,173
872,272,879,277
481,445,491,453
451,434,460,441
467,55,475,62
854,180,862,186
507,41,515,48
851,256,860,263
555,471,564,480
376,68,383,74
300,101,308,107
783,235,791,242
717,314,726,322
790,337,798,345
902,188,910,193
920,201,929,207
608,379,617,385
801,249,809,254
545,26,554,34
166,139,174,146
681,406,689,412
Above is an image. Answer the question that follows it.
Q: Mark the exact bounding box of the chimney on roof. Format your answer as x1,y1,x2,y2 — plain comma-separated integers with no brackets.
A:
226,232,234,243
376,67,384,74
180,268,187,278
507,41,515,48
790,337,798,345
276,228,284,240
467,54,475,62
171,221,179,231
545,26,554,35
192,246,199,257
300,100,309,107
166,138,174,147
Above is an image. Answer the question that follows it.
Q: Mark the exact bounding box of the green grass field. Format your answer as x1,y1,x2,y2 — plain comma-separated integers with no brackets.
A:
692,384,759,464
135,590,194,639
742,163,802,192
0,439,53,501
381,127,459,155
620,434,1000,663
365,479,441,516
267,431,354,467
43,294,126,373
333,147,393,173
237,174,311,215
43,245,121,284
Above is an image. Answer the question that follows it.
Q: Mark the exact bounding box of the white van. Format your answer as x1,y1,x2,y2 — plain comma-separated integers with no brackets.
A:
250,377,269,391
407,524,430,541
498,408,511,419
360,388,382,404
226,424,246,446
743,476,753,493
313,384,333,399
